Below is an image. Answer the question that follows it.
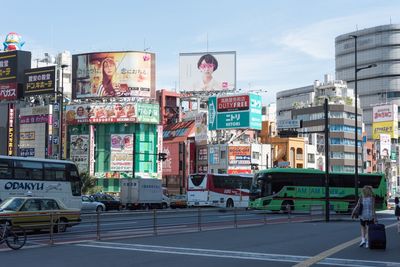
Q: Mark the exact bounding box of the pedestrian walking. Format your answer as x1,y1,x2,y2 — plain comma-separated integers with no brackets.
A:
395,197,400,233
351,185,377,248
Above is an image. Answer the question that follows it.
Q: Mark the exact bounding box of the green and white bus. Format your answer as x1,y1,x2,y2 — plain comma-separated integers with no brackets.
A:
249,168,387,212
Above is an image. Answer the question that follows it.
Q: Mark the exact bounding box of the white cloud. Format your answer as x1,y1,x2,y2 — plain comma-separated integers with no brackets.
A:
278,7,400,59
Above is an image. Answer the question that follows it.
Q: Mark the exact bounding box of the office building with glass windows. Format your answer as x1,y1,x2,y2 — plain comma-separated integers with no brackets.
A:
335,24,400,139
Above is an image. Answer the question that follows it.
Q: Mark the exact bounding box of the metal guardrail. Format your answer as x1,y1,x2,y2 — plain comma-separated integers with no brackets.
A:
0,204,353,247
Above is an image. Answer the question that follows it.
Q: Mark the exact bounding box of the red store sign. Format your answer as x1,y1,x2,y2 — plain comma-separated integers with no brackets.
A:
0,82,17,101
217,95,249,112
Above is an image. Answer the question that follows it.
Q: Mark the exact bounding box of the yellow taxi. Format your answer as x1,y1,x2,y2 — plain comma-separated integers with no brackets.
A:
0,197,81,232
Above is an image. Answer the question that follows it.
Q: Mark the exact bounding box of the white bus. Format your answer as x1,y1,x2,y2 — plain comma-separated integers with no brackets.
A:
0,156,82,209
187,173,253,208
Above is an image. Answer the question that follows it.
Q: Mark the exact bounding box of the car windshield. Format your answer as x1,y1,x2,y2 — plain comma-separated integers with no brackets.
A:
0,198,25,211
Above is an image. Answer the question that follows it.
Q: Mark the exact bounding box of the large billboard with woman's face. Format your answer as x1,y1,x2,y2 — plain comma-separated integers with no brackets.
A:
179,51,236,92
72,51,155,99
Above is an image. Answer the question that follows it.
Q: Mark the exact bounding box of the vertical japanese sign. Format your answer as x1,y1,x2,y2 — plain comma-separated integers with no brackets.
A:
157,125,163,177
195,112,208,142
70,135,89,173
7,103,15,156
110,134,134,171
208,96,217,130
89,125,95,176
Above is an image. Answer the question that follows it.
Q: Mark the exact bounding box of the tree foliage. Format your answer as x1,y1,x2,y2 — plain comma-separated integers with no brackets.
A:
81,172,102,195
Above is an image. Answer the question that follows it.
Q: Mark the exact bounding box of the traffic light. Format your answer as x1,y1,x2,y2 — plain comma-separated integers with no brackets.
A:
158,152,167,161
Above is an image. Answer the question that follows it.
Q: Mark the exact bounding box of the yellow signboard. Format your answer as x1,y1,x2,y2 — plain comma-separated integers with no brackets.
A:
372,121,398,139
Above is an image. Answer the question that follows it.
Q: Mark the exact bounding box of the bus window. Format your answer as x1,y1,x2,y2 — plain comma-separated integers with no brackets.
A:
0,159,12,179
44,163,66,181
14,161,43,180
67,164,81,196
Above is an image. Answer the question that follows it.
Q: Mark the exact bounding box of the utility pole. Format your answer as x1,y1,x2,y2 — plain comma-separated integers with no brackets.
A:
324,98,330,222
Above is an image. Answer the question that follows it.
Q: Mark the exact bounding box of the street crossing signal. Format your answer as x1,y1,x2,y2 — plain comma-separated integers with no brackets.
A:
158,152,167,161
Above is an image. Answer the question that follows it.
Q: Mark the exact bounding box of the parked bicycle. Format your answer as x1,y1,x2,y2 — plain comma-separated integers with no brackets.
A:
0,220,26,250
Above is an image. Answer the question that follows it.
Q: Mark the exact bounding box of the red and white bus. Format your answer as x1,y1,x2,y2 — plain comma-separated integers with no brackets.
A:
187,173,253,208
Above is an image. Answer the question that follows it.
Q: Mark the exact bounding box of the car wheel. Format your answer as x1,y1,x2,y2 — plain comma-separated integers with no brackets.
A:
162,202,168,209
96,205,104,212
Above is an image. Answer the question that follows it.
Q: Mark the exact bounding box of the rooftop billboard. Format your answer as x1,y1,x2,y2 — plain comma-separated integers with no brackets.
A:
72,51,155,99
208,93,262,130
179,51,235,92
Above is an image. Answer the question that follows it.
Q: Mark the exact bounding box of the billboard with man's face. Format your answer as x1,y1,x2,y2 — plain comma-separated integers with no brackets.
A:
179,51,236,92
72,51,155,99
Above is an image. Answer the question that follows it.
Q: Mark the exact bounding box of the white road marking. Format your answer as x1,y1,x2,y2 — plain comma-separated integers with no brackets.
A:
76,241,400,266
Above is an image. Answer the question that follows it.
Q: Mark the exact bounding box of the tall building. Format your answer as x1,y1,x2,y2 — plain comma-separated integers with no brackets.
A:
335,24,400,138
276,76,362,172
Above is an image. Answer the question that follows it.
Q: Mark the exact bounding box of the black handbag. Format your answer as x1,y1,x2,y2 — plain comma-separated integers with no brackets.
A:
352,199,363,218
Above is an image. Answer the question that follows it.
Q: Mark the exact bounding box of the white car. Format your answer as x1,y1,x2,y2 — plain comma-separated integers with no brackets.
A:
81,195,106,212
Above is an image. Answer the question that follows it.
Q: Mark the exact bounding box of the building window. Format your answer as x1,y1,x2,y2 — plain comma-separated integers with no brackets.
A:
220,150,226,159
307,154,315,163
252,152,260,160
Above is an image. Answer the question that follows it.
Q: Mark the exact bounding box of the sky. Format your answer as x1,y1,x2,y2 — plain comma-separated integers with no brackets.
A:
1,0,400,105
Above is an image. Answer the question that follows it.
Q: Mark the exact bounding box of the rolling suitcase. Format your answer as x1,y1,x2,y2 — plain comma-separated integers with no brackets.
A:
368,223,386,249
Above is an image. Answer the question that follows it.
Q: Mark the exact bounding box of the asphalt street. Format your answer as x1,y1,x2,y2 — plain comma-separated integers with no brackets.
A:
1,210,399,267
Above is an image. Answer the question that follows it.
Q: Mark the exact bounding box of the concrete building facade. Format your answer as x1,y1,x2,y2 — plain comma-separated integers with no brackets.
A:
335,24,400,138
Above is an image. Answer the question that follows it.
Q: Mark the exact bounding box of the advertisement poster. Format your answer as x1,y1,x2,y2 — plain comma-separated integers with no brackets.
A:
110,134,134,171
66,102,159,125
179,51,236,92
372,121,398,139
18,123,46,158
228,146,251,165
70,135,89,173
195,112,208,142
162,143,179,176
72,51,155,99
372,104,398,123
379,134,391,158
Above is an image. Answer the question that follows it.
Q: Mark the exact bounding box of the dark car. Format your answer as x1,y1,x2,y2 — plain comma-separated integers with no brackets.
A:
91,193,121,211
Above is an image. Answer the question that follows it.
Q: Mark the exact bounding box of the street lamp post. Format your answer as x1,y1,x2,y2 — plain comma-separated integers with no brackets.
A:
59,64,68,160
350,35,377,201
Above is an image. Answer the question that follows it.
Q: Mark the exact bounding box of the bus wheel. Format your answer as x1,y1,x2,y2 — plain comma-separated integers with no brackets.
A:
226,199,234,208
281,201,293,213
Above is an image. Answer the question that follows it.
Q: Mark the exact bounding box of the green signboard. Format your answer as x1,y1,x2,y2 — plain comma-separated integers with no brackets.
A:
137,103,160,124
208,93,262,130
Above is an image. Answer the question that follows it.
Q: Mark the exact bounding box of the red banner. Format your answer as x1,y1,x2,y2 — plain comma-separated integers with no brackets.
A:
217,95,249,112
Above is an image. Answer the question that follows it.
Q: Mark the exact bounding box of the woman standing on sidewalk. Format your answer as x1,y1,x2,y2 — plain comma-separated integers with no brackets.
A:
394,197,400,233
352,185,377,248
